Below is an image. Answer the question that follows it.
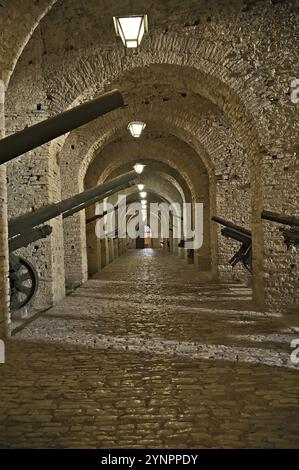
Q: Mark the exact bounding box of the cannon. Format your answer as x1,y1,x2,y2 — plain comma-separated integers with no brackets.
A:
62,185,129,219
212,216,252,273
86,203,121,225
0,90,123,165
104,229,127,239
261,209,299,250
1,88,125,309
8,171,137,310
85,193,139,225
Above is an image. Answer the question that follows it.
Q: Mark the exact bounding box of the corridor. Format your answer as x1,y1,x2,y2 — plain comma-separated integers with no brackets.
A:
1,249,298,449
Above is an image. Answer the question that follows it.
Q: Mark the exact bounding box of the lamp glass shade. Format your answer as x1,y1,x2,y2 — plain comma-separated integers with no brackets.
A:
128,121,146,138
113,15,148,48
133,163,145,174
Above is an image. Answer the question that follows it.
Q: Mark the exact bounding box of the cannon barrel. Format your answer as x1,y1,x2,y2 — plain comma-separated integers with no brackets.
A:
62,183,132,219
86,207,114,225
261,210,299,227
9,171,136,238
0,89,123,165
212,216,251,236
85,193,139,225
221,227,251,244
282,228,299,242
9,225,53,253
105,230,120,238
105,229,128,238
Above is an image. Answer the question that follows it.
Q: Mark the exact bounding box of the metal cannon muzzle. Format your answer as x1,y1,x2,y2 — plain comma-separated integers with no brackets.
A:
0,89,124,165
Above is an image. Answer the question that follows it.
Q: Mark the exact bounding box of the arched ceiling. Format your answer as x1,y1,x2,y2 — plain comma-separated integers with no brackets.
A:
4,0,298,231
34,0,248,56
106,181,183,208
0,0,56,84
87,156,194,202
6,0,270,213
107,191,172,207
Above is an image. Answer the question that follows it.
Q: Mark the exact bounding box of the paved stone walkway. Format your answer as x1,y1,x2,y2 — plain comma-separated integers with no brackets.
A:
0,249,299,448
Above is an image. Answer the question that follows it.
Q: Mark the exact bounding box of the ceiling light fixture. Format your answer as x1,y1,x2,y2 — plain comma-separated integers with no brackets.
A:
133,163,145,174
128,121,146,138
113,15,148,49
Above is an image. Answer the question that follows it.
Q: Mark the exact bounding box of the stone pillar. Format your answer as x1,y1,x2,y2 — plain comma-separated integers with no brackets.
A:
172,236,178,255
163,238,168,251
86,208,102,273
100,238,107,268
109,238,114,262
261,156,299,311
6,44,66,309
104,238,110,265
194,250,211,271
96,238,101,271
86,220,99,276
169,234,174,253
64,211,87,290
195,197,212,272
9,143,66,309
114,238,119,258
0,79,10,337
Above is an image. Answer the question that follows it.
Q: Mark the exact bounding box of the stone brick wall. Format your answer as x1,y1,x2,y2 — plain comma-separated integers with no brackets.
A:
0,0,56,333
5,35,65,309
0,0,55,84
0,95,9,337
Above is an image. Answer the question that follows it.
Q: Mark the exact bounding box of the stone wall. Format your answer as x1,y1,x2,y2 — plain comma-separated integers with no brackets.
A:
0,0,56,334
5,33,65,310
0,85,9,337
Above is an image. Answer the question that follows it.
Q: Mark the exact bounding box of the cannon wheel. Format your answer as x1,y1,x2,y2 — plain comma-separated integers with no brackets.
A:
9,255,38,311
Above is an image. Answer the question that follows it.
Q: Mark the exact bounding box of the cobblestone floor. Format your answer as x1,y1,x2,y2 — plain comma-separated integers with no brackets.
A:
0,249,299,448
